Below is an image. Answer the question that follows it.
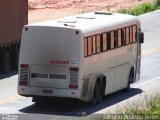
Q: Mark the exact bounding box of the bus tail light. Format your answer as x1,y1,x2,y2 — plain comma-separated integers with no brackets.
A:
20,64,29,68
19,81,28,86
69,67,79,89
19,64,29,86
69,84,78,89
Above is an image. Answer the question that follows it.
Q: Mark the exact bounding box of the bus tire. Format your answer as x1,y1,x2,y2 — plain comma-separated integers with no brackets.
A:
91,80,104,105
2,52,10,74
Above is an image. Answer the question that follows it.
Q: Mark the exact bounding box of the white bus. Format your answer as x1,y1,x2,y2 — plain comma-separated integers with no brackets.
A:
18,12,144,104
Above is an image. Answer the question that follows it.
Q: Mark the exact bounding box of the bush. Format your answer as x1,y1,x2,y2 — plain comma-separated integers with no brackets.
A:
104,95,160,120
145,95,160,114
118,95,160,119
155,0,160,7
131,3,154,15
116,0,160,16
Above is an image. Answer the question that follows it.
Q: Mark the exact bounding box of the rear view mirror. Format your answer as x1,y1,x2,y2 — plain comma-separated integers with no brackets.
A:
140,32,144,43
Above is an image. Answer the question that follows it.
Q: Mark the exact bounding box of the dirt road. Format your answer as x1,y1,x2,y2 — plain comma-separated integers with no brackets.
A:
29,0,154,23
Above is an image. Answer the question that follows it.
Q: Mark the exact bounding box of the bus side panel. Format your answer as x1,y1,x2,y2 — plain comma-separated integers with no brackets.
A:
105,63,129,94
83,43,137,101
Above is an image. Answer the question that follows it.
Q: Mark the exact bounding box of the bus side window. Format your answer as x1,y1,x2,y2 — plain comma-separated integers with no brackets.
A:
110,31,114,49
126,27,129,45
96,34,101,53
84,37,88,57
88,36,92,56
130,26,133,44
93,35,96,54
107,32,111,50
133,25,137,43
102,32,107,52
114,30,118,48
122,28,126,46
118,29,122,47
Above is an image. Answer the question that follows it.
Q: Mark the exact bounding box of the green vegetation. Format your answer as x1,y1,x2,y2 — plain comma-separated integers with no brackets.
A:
116,0,160,16
101,95,160,120
123,95,160,114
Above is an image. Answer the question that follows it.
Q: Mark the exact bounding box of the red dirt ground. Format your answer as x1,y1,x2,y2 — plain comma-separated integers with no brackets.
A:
28,0,154,23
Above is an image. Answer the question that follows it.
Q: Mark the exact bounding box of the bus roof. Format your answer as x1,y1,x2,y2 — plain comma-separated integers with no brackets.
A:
28,12,140,36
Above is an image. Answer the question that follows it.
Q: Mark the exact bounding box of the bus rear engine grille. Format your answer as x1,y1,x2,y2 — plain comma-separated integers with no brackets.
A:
31,73,66,80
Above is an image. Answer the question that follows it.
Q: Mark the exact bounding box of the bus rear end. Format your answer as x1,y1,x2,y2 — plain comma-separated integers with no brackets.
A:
18,26,83,100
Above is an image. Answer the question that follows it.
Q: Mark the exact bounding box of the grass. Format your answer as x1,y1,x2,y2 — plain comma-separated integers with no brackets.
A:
120,95,160,120
125,95,160,113
116,0,160,16
101,95,160,120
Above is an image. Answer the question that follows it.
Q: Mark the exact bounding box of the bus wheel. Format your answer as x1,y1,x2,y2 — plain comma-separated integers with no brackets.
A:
3,52,10,73
98,80,104,103
91,80,104,105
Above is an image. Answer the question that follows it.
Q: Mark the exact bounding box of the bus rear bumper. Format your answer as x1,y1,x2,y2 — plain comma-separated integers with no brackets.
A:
18,86,81,99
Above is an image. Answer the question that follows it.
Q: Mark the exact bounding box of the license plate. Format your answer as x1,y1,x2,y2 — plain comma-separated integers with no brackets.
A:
42,89,53,94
